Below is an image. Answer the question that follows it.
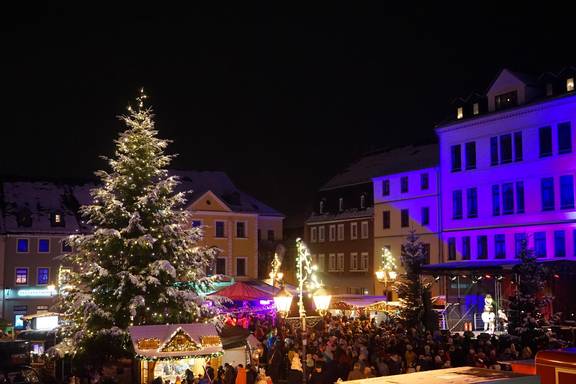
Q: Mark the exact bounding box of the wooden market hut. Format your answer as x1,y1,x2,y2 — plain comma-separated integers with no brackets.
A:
129,323,223,384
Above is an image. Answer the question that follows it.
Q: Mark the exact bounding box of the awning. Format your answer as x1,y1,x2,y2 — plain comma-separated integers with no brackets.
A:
209,281,273,301
129,323,223,360
330,294,388,309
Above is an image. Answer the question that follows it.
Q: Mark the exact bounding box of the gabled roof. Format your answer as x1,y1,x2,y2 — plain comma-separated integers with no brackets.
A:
321,144,438,191
173,170,283,217
485,68,537,96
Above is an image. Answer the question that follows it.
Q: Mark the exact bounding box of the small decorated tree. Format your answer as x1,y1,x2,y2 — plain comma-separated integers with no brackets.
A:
508,240,551,345
55,90,219,368
395,231,437,332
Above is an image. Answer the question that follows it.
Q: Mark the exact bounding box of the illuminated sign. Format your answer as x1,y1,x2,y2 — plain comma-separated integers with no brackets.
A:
5,287,57,299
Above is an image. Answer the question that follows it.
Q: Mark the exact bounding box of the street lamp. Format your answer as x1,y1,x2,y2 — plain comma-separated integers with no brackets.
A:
312,287,331,316
273,286,293,316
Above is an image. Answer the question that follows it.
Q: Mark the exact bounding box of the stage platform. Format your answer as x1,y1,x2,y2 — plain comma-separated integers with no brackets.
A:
343,366,538,383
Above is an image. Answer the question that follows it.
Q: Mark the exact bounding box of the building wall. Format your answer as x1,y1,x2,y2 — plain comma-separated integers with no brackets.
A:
188,192,259,280
2,234,69,325
372,167,441,295
257,216,284,242
438,94,576,264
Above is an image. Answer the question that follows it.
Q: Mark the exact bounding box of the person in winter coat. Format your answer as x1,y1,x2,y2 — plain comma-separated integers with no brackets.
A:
346,362,364,381
308,362,328,384
287,355,304,384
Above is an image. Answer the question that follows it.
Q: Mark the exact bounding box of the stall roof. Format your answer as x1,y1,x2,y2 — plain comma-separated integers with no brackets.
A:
331,294,388,309
129,323,222,360
209,281,272,301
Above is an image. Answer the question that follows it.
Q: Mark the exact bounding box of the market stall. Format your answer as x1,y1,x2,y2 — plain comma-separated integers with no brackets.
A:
129,323,223,384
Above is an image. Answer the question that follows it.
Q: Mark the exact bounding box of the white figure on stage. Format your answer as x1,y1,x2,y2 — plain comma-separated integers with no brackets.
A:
498,309,508,333
481,294,496,334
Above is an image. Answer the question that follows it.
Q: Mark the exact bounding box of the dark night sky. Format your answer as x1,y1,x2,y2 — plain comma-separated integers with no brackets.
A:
1,14,575,227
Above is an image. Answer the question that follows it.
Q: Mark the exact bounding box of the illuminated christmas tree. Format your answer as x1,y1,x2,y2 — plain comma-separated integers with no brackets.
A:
55,90,219,365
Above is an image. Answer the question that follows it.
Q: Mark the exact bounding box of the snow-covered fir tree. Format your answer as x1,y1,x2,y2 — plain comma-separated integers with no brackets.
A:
394,231,437,332
56,90,218,362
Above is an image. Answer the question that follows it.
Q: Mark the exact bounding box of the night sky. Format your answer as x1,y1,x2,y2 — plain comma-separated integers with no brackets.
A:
1,15,575,227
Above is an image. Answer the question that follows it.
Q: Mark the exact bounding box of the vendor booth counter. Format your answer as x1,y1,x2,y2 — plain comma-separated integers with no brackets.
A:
536,348,576,384
129,323,223,384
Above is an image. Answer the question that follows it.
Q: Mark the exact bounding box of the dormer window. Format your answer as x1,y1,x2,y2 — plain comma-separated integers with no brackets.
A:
546,83,554,96
567,78,574,92
16,209,32,227
319,200,325,214
472,103,479,115
360,194,366,209
51,212,65,227
494,91,518,111
338,198,344,212
456,107,464,119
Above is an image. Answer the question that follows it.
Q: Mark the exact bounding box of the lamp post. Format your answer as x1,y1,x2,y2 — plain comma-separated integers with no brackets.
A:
274,238,330,384
376,246,397,295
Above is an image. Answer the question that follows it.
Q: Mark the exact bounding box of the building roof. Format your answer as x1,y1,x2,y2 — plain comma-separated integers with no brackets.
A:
321,144,438,191
0,181,87,234
307,207,373,224
173,170,284,217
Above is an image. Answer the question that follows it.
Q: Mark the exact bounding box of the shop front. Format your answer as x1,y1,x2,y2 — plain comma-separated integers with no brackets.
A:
129,324,223,384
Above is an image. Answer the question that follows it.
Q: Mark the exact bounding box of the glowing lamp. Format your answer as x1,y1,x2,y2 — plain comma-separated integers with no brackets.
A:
375,269,385,281
274,286,293,316
388,271,397,281
312,287,331,315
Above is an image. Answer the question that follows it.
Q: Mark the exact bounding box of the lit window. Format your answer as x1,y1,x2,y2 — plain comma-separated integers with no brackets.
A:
457,107,464,119
17,239,29,253
54,214,61,223
37,268,49,285
38,239,50,253
567,77,574,92
472,103,479,115
15,268,28,285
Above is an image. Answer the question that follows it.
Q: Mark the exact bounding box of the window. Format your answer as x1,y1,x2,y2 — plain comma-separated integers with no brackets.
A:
473,102,479,115
338,198,344,212
236,258,246,276
360,252,369,271
51,212,64,227
465,142,476,170
555,230,566,257
477,236,488,259
540,126,553,157
421,173,429,190
500,134,512,164
192,220,202,227
492,185,501,216
350,222,358,239
462,236,471,260
329,225,336,241
360,194,366,209
559,122,572,154
15,268,28,285
215,221,225,238
422,244,431,264
401,209,410,227
61,239,72,253
535,232,547,258
382,180,390,196
350,253,358,271
13,306,27,330
567,77,575,92
546,83,554,96
515,233,527,258
560,175,575,209
318,226,325,242
451,145,462,172
448,238,456,261
216,258,226,275
421,207,430,226
337,224,345,241
401,176,409,193
516,181,525,213
318,254,325,272
236,222,246,238
37,268,49,285
541,177,555,211
319,200,325,214
490,137,499,166
494,91,518,110
452,190,463,220
38,239,50,253
457,107,463,119
17,239,29,253
495,234,506,259
337,253,345,271
467,188,478,218
360,221,369,239
514,131,523,161
502,183,514,215
267,230,275,241
328,254,337,271
382,211,391,229
310,227,317,242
